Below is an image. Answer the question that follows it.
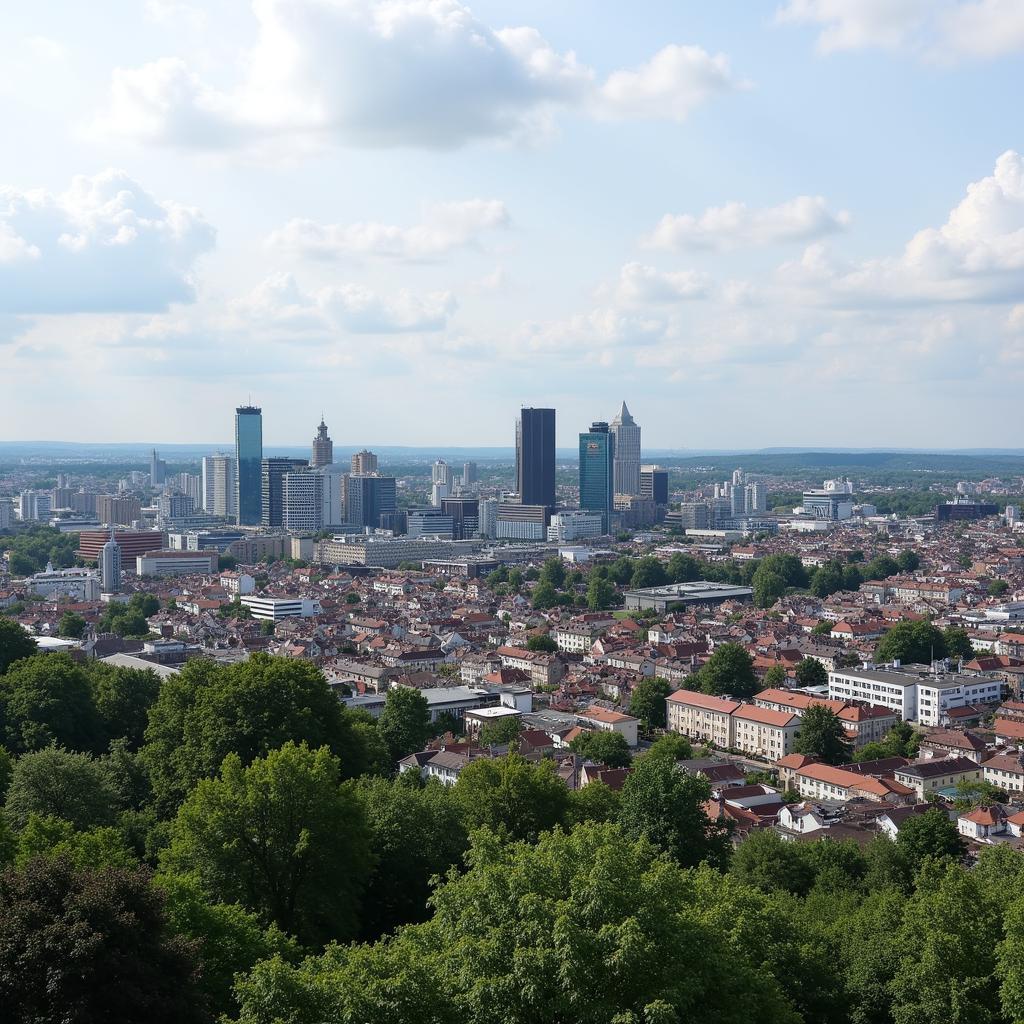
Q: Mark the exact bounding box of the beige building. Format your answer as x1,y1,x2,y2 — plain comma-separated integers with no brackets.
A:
666,691,740,749
893,756,982,800
732,705,800,760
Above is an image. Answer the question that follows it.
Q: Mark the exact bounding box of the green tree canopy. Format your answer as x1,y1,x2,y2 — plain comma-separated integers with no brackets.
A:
876,621,948,666
697,642,758,699
478,715,522,747
793,705,852,765
569,729,633,768
0,619,38,675
57,611,87,639
526,633,557,653
164,741,370,946
377,686,431,763
538,556,566,589
942,627,975,661
631,556,669,589
752,567,788,608
88,662,161,750
794,657,828,688
630,675,672,730
896,807,965,866
586,574,617,610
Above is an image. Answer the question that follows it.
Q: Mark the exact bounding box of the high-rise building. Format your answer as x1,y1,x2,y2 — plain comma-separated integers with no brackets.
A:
100,524,121,593
202,454,237,518
150,449,166,487
477,498,498,539
0,499,13,530
579,421,614,532
610,401,641,496
95,495,141,527
311,417,333,468
235,406,263,526
283,471,324,532
730,487,746,518
18,490,52,522
158,493,195,521
351,450,378,475
407,508,455,539
347,475,397,530
640,466,669,505
462,461,478,486
745,481,767,514
432,460,451,486
262,458,309,527
732,468,745,487
496,502,549,541
515,407,556,509
314,464,347,528
440,497,480,540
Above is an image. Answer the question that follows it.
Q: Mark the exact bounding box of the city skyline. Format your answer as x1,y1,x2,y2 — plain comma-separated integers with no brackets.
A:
1,3,1023,447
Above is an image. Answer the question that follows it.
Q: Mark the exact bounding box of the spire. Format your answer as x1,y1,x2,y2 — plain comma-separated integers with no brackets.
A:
612,401,634,426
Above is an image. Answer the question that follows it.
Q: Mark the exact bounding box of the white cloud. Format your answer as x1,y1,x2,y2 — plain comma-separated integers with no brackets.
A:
614,262,710,303
647,195,850,250
25,36,68,61
145,1,208,30
776,0,1024,61
267,199,508,261
94,0,742,151
778,151,1024,306
0,170,214,314
232,272,457,333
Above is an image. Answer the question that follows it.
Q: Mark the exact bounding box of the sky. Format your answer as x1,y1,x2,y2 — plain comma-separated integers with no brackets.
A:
1,0,1023,450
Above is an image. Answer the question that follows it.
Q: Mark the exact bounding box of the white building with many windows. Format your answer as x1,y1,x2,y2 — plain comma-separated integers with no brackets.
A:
239,596,322,621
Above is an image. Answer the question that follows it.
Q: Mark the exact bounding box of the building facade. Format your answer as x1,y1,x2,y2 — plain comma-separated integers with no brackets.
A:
579,421,614,530
235,405,263,526
515,407,556,509
311,418,333,468
261,458,309,527
610,401,641,496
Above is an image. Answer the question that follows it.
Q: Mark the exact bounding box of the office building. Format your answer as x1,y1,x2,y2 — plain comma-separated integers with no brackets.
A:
496,502,549,541
935,500,999,523
310,417,334,468
27,565,101,603
515,407,556,509
462,461,478,486
640,466,669,506
316,535,476,568
202,454,236,518
548,511,604,542
614,495,658,529
351,449,378,475
100,525,121,593
579,421,614,531
0,499,12,530
610,401,641,496
158,493,195,521
240,595,322,621
624,581,754,613
347,474,397,530
379,510,408,535
730,486,746,518
732,468,745,487
261,458,308,527
136,550,219,578
150,449,166,486
235,405,263,526
283,471,324,532
315,464,347,528
18,490,52,521
407,508,455,539
745,481,767,514
440,497,480,540
77,529,164,564
802,490,854,521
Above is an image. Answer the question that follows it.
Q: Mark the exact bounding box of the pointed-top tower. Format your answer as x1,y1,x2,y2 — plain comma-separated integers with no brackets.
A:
311,416,333,468
101,522,121,594
610,400,641,496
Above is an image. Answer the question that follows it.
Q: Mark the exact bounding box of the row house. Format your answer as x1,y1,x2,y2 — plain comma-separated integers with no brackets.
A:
792,762,914,804
732,705,801,760
666,690,740,749
494,646,565,688
753,688,898,747
997,633,1024,659
918,728,988,763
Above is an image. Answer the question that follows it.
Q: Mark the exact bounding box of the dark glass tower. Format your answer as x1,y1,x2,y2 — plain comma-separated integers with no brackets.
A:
235,405,263,526
515,408,556,509
579,421,614,531
261,457,309,527
347,475,397,530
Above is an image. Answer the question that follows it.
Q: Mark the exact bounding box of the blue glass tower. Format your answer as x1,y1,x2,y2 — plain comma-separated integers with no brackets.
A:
235,405,263,526
579,421,614,531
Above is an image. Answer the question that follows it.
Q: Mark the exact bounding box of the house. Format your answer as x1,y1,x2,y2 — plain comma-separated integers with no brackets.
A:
875,803,937,839
777,802,830,835
732,705,801,760
958,805,1007,841
666,690,740,749
918,729,988,763
576,705,640,747
680,758,747,794
983,752,1024,794
893,756,983,800
995,718,1024,744
776,753,821,789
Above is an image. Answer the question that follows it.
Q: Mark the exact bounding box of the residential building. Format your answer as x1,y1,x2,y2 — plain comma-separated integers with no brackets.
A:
350,449,378,475
18,490,51,521
158,493,195,521
26,566,101,602
577,705,640,747
745,481,767,513
666,690,740,749
95,495,141,527
515,407,555,509
609,401,641,496
732,705,801,759
983,753,1024,793
149,449,166,486
220,570,255,595
240,595,322,621
893,757,983,800
235,405,263,525
477,498,498,539
462,461,478,486
283,471,324,531
202,454,236,518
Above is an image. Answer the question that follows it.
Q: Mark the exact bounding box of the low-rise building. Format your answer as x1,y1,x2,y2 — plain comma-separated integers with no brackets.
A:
576,705,640,747
732,705,801,760
239,595,322,621
666,690,740,749
893,756,983,800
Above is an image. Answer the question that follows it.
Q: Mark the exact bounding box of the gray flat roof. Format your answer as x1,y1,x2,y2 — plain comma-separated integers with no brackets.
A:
832,666,998,690
623,581,753,599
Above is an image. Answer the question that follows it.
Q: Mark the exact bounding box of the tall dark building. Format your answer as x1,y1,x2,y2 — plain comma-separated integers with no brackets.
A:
441,496,480,540
261,457,308,527
235,405,263,526
515,407,556,509
640,467,669,505
347,475,397,530
579,421,614,530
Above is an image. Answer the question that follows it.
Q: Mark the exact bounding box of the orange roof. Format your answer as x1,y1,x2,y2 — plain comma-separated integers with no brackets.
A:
795,762,864,789
995,718,1024,740
961,806,1004,826
580,705,638,725
776,753,820,770
667,690,742,714
733,705,799,728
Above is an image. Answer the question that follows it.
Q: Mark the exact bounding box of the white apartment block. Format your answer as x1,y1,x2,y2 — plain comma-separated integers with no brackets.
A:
239,596,322,621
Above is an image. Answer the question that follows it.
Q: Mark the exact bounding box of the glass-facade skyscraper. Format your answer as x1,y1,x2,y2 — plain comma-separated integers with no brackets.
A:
235,405,263,526
579,421,615,531
515,407,556,509
610,401,641,496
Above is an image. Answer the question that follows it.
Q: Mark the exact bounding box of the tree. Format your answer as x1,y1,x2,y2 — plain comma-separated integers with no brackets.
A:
0,619,36,675
809,562,846,599
164,742,370,946
538,556,566,589
586,574,616,610
811,620,833,635
630,675,672,730
5,746,119,831
989,579,1009,598
668,551,703,583
757,554,808,589
618,747,731,870
0,653,105,754
478,715,521,747
752,568,787,608
794,657,828,688
567,779,622,825
530,581,559,609
646,733,693,761
88,662,161,750
763,664,787,687
57,611,87,639
729,829,815,896
942,627,975,661
793,705,852,765
351,776,467,940
13,814,137,871
569,729,633,768
697,642,758,700
0,856,207,1023
896,807,965,866
377,686,431,763
631,556,668,589
345,592,361,604
875,621,948,665
896,550,920,572
526,633,557,653
142,654,364,817
452,754,570,842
